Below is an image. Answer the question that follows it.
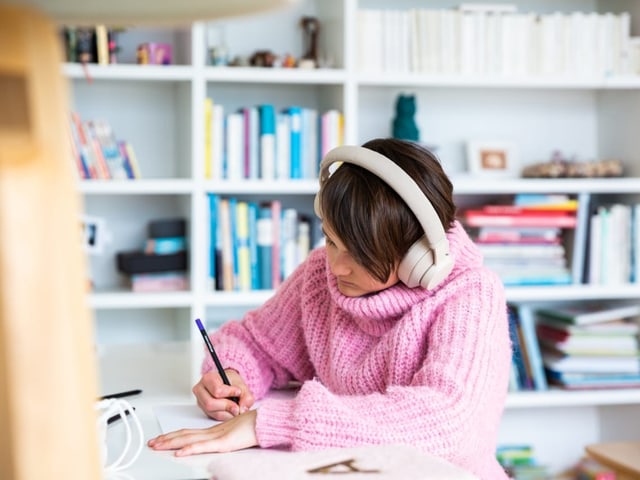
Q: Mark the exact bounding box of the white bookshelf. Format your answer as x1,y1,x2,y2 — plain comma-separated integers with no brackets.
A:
66,0,640,473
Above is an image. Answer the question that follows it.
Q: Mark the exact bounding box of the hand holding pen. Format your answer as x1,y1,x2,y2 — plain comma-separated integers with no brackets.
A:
193,319,255,420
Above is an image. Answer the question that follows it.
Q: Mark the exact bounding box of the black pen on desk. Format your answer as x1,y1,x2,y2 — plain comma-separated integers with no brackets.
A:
107,407,136,425
195,318,240,404
99,389,143,400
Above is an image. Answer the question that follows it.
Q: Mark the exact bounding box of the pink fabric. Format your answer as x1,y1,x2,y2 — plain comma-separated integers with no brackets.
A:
204,221,511,480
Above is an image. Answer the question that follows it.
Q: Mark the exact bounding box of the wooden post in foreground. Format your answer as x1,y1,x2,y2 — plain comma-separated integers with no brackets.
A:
0,6,102,479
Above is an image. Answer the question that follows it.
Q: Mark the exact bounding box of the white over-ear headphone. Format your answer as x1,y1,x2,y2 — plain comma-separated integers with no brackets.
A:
315,145,454,290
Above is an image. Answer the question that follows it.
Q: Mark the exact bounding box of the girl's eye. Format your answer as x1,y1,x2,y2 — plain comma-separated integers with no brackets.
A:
325,237,335,247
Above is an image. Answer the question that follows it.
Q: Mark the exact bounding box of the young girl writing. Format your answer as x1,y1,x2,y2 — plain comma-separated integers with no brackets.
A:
149,138,512,480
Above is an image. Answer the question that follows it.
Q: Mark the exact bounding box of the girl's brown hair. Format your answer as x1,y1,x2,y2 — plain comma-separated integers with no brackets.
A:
319,138,456,283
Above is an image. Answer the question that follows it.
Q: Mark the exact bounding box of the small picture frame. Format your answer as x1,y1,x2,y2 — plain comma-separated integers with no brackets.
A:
80,215,107,255
466,141,517,178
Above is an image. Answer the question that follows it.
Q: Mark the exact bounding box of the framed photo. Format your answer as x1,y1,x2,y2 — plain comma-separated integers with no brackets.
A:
466,141,517,178
80,215,107,254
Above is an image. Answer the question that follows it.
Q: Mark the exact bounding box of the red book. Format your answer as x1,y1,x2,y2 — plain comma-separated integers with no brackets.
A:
463,209,577,228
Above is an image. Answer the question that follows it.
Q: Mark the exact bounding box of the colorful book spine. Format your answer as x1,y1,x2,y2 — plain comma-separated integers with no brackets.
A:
259,104,276,180
248,202,260,290
204,97,212,179
235,201,251,291
287,106,303,179
271,200,282,288
257,204,274,290
518,304,548,390
207,193,219,290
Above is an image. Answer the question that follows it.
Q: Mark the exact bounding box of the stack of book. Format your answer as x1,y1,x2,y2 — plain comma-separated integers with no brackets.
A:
496,445,550,480
462,194,579,286
536,303,640,389
69,112,141,180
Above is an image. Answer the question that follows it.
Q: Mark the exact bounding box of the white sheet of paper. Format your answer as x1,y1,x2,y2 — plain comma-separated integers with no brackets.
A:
152,404,217,433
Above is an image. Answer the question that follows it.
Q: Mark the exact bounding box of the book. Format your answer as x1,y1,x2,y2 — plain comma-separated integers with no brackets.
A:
207,193,219,290
463,207,577,228
515,304,548,390
543,352,640,374
286,106,303,179
235,201,251,291
259,104,276,180
536,303,640,326
536,317,640,336
257,204,273,290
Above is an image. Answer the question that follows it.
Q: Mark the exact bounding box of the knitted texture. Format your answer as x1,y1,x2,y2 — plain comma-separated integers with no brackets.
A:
203,221,511,480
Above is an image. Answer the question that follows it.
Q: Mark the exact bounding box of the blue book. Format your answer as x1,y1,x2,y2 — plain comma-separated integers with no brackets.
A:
228,197,239,290
570,192,591,284
507,306,528,391
144,236,186,254
517,304,548,391
248,202,260,290
286,106,302,179
257,204,273,290
258,104,276,180
207,193,219,290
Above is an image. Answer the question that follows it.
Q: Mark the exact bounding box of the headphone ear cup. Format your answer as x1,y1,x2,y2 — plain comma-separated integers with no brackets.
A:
398,236,454,289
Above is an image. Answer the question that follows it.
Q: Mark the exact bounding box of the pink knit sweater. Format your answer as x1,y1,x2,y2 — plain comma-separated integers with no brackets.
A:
204,221,511,480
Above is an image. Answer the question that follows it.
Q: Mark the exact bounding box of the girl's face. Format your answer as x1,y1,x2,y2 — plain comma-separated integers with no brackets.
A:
323,226,399,297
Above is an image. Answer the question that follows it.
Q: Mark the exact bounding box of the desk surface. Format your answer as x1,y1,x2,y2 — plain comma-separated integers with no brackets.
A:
585,442,640,476
104,393,479,480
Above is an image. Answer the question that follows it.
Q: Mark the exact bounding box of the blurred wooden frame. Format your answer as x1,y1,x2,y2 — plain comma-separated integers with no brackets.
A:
0,6,102,480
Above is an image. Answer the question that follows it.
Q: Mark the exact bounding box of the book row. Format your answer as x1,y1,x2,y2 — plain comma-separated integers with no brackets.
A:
203,100,344,181
69,112,142,180
508,302,640,392
462,193,640,287
462,193,579,286
357,6,635,77
208,194,320,292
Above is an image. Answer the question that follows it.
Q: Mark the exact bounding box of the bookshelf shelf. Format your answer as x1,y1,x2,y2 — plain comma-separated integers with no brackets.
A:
63,63,194,81
357,73,640,90
79,179,195,195
505,284,640,302
203,179,319,195
203,66,347,85
452,177,640,195
204,290,273,307
506,388,640,409
87,290,193,309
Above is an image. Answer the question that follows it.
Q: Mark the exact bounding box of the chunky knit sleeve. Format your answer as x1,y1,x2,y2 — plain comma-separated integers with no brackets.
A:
202,258,318,400
254,268,511,480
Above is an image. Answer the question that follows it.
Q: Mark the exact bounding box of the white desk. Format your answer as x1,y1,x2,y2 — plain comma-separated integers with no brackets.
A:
103,393,479,480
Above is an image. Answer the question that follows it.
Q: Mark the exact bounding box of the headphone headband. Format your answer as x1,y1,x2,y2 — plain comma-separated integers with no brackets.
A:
316,145,453,289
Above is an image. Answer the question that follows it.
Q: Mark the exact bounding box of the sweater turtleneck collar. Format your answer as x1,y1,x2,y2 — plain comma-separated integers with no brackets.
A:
323,221,482,334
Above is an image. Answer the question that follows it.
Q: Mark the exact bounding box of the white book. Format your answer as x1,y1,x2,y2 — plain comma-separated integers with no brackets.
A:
409,8,421,72
588,210,602,284
458,3,517,14
225,112,244,180
439,9,459,74
211,103,224,180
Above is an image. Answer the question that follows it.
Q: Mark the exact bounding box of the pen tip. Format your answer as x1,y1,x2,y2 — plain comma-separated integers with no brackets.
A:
195,318,203,329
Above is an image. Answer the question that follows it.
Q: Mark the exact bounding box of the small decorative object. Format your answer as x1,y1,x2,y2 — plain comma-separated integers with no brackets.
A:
281,53,296,68
206,24,229,66
249,49,278,67
136,42,172,65
392,94,419,141
300,16,320,68
522,150,623,178
467,140,518,178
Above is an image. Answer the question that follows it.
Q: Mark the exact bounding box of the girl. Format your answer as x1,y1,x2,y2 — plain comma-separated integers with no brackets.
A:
149,138,511,480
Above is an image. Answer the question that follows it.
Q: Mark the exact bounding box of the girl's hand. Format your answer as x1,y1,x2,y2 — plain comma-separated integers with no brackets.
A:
147,409,258,456
192,369,255,421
